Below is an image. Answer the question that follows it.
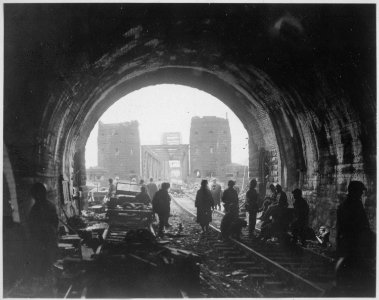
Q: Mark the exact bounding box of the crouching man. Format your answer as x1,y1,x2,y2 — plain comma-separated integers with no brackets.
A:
220,212,247,241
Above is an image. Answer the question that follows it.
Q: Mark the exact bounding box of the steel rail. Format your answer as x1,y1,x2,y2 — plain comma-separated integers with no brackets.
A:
171,194,325,296
184,191,334,262
230,238,325,295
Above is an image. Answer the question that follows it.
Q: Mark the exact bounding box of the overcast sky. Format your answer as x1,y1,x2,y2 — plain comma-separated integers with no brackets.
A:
85,84,249,167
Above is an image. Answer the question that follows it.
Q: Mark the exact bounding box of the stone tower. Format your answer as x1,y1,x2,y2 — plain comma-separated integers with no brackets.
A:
97,121,140,180
190,116,231,178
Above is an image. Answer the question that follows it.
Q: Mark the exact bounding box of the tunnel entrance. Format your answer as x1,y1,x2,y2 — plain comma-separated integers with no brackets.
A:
82,84,251,209
3,4,376,297
52,61,375,251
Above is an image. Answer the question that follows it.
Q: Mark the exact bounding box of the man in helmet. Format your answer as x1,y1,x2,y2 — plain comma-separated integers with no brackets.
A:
337,181,372,258
291,188,309,247
210,178,222,211
335,180,375,296
28,183,58,277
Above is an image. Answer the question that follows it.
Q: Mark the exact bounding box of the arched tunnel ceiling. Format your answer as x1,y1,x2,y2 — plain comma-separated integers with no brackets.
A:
3,3,376,228
68,66,272,151
56,63,281,185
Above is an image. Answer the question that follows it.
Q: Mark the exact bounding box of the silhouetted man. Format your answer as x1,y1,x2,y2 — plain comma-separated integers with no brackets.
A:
245,179,260,236
291,188,309,246
210,178,222,210
135,186,152,206
28,183,58,277
334,181,375,297
275,184,288,208
222,180,239,217
107,178,116,199
152,182,171,236
260,196,289,240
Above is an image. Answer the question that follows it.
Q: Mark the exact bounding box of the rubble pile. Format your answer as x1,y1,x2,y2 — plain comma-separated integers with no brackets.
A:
55,197,202,297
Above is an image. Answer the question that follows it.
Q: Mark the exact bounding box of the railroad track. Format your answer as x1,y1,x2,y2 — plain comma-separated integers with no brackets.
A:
171,192,335,297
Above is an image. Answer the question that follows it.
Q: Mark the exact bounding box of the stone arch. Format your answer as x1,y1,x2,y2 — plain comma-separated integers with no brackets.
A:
3,146,20,223
5,4,375,233
41,64,293,194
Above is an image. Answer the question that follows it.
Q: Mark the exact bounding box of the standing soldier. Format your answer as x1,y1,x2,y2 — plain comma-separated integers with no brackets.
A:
146,178,158,200
107,178,116,199
222,180,239,217
291,188,309,246
275,184,288,208
195,180,214,233
334,181,375,296
152,182,171,237
211,178,222,211
245,179,260,237
28,183,58,277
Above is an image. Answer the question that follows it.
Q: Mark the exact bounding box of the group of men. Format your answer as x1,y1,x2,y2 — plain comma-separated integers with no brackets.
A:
244,179,375,295
207,178,310,245
105,176,377,296
27,176,374,296
207,178,241,211
245,181,310,245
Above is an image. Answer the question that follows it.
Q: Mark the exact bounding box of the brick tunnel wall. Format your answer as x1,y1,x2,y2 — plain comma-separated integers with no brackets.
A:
4,4,376,242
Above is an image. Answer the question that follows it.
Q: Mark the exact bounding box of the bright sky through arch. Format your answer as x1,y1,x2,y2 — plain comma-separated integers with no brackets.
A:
85,84,249,167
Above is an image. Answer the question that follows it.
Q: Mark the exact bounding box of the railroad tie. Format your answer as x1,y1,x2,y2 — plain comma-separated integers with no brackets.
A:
267,290,299,297
212,242,229,246
223,251,242,256
263,281,284,289
233,261,257,267
228,256,250,262
215,246,235,251
277,262,304,267
267,257,301,262
247,273,272,279
246,266,265,272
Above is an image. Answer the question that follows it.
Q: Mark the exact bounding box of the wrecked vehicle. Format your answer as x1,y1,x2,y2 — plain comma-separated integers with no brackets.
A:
106,181,141,208
105,180,156,234
87,227,201,298
59,217,201,298
58,181,201,298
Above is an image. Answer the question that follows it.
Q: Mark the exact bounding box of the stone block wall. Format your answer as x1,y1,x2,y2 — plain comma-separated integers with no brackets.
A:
190,116,231,178
97,121,141,180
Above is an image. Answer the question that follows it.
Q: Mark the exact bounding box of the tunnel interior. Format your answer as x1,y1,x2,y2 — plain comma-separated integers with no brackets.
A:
3,3,376,292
